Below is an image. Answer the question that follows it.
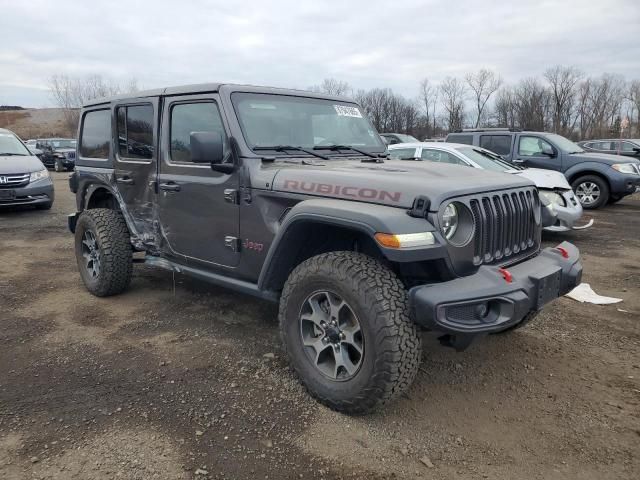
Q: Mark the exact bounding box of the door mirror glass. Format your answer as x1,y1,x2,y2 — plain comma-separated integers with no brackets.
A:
190,131,224,164
541,143,555,157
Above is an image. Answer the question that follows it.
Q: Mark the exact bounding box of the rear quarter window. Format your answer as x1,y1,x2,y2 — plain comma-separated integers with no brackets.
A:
446,134,473,145
80,109,111,159
479,135,512,155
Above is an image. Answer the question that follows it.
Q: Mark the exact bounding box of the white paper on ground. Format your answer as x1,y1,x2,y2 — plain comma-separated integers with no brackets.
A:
565,283,623,305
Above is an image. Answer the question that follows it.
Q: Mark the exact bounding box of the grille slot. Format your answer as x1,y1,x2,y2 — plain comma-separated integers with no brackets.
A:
0,173,30,188
469,189,538,266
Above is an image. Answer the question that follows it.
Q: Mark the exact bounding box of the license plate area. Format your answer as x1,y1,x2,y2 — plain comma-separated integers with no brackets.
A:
0,189,16,200
534,268,562,309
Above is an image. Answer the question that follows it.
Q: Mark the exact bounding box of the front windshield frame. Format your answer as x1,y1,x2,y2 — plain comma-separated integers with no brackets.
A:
0,132,32,156
51,139,77,149
542,133,584,153
231,92,386,155
455,147,519,172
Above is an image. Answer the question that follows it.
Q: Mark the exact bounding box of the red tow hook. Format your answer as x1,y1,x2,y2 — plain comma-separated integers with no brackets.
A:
498,267,513,283
555,246,569,259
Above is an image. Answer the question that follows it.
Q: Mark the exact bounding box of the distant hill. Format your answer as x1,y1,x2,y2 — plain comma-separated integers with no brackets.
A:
0,108,78,139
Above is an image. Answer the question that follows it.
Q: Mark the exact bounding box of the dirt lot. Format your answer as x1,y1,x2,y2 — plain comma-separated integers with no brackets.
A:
1,172,638,480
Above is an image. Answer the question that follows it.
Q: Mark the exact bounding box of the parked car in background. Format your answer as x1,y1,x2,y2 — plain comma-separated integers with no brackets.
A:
380,133,419,145
446,129,640,209
388,142,591,232
578,139,640,160
0,128,54,210
34,138,77,171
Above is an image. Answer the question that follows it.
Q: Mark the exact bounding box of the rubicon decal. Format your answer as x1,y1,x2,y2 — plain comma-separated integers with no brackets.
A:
283,180,402,203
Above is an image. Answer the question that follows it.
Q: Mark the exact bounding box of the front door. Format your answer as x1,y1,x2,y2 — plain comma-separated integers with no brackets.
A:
157,94,240,268
515,135,562,171
113,98,159,235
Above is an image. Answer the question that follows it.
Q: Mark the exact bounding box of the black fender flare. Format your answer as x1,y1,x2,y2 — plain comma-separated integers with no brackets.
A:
257,198,447,291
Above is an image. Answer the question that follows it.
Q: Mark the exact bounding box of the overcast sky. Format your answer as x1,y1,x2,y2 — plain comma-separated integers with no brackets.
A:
1,0,639,107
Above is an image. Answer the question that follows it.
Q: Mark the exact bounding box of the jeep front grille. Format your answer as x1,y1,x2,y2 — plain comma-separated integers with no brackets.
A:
468,188,539,266
0,173,30,188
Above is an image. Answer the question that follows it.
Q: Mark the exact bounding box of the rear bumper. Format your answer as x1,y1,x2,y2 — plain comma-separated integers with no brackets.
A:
409,241,582,334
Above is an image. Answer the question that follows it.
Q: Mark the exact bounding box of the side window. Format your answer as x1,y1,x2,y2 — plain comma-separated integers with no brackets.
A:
388,147,417,160
421,149,467,166
448,134,473,145
480,135,511,155
596,141,612,150
621,141,636,152
116,104,154,160
518,136,553,157
80,109,111,159
170,102,228,163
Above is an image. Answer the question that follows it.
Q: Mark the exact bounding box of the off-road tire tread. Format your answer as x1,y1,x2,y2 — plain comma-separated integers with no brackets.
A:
279,251,421,414
76,208,132,297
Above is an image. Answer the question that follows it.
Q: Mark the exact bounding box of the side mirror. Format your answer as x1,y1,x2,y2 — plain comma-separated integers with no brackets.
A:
541,144,556,157
190,131,225,165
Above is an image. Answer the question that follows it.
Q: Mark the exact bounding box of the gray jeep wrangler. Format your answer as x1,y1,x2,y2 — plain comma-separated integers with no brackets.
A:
68,84,582,413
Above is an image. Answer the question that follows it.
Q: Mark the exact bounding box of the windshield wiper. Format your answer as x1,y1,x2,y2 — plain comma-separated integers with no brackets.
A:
313,144,382,161
0,152,27,156
253,145,329,160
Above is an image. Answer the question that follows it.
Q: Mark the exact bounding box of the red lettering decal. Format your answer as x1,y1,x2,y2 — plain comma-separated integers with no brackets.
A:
379,190,402,202
342,186,358,197
316,183,333,194
284,180,299,190
299,182,315,192
359,188,377,199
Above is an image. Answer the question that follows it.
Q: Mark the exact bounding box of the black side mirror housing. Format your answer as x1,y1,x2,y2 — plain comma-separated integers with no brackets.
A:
190,131,225,166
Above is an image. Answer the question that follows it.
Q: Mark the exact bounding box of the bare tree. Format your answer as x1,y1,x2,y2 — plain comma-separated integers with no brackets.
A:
49,74,139,132
544,66,582,135
465,69,502,128
627,80,640,136
310,78,352,96
493,86,518,129
419,78,439,137
440,77,466,131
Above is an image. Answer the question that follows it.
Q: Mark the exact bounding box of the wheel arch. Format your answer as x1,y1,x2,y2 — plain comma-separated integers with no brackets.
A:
566,166,611,192
257,198,445,294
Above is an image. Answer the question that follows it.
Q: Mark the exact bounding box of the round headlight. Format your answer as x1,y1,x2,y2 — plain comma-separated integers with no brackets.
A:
441,203,459,240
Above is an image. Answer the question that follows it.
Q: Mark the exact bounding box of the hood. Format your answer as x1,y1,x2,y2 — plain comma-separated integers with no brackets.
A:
268,158,534,210
515,168,571,190
570,151,640,165
0,155,46,174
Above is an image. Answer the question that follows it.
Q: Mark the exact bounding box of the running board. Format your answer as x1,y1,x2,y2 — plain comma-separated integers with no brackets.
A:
143,256,279,302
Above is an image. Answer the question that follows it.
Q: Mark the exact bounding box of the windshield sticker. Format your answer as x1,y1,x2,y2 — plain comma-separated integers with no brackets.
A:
249,103,277,110
334,105,362,118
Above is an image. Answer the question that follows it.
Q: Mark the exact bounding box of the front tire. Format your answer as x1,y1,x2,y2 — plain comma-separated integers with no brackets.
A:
279,252,421,414
54,160,63,172
572,175,609,209
74,208,133,297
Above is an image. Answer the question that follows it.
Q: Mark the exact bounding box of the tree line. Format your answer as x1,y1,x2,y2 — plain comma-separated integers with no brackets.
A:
310,67,640,140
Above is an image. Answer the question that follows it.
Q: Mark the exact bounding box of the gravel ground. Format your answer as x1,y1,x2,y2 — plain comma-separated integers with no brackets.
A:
1,172,638,479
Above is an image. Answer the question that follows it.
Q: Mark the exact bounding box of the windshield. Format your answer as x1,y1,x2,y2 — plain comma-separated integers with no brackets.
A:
394,134,419,143
456,147,518,172
543,133,584,153
50,139,77,149
232,93,385,153
0,132,31,156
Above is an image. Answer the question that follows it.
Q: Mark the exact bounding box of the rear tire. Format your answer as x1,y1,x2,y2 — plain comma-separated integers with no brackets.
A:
279,251,421,414
74,208,133,297
571,175,609,209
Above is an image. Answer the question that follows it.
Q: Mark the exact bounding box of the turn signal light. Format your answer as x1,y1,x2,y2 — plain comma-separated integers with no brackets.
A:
374,232,435,249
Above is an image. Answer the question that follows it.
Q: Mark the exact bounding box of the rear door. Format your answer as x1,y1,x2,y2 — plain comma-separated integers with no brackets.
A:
514,134,562,171
112,98,159,235
157,94,240,268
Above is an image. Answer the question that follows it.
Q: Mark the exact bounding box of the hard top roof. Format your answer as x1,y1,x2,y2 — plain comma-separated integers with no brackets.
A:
83,83,355,107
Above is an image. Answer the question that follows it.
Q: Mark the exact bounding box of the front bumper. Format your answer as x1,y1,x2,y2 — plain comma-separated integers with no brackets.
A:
544,190,593,232
0,180,54,207
409,241,582,334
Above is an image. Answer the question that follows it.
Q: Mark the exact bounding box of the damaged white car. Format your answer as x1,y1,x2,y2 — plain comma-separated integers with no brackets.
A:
389,142,592,232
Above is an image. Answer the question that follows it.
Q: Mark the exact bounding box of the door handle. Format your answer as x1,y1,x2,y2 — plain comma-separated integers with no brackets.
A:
159,182,181,192
512,159,525,164
116,176,134,185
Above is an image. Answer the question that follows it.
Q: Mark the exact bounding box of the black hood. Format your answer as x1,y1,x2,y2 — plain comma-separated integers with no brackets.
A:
0,155,46,174
570,151,640,165
268,158,534,210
